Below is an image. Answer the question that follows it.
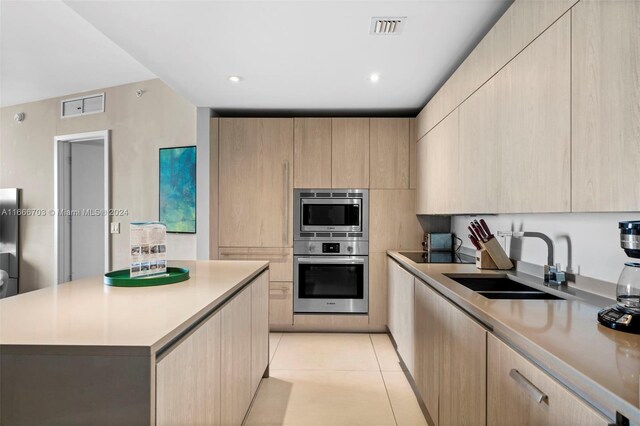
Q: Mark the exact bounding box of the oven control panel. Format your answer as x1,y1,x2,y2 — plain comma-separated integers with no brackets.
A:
294,240,368,256
322,243,340,253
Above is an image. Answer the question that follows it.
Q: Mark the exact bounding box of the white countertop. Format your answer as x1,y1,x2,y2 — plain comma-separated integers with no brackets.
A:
387,250,640,424
0,260,268,355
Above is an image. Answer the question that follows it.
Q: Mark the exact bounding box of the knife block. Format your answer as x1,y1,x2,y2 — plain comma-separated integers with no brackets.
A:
476,249,498,269
480,238,514,270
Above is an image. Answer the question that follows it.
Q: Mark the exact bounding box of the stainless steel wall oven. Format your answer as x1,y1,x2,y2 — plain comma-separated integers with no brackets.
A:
293,189,369,314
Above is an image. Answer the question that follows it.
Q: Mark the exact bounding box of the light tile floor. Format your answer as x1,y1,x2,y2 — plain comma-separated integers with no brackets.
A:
245,333,428,426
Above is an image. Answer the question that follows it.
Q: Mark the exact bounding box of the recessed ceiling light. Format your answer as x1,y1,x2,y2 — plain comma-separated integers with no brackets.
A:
369,73,380,83
228,75,242,83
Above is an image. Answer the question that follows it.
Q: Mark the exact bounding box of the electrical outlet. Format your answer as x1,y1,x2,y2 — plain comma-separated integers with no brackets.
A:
110,222,120,234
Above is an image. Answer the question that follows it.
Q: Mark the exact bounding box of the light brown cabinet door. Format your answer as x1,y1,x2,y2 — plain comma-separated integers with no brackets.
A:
487,334,609,426
221,286,252,426
294,118,332,188
457,14,571,214
269,281,293,326
439,297,486,426
387,257,415,374
331,118,370,188
416,110,461,215
572,0,640,212
219,118,293,247
370,118,410,189
414,279,440,425
156,311,221,426
368,252,388,329
370,189,423,252
251,272,269,395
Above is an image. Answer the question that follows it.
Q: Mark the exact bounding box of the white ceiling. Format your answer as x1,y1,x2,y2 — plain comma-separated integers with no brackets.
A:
2,1,512,113
0,1,155,107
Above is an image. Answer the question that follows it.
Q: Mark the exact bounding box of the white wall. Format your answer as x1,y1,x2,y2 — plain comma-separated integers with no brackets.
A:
452,212,640,284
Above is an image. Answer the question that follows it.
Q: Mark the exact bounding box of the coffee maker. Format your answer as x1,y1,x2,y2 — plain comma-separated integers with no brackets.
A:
598,221,640,334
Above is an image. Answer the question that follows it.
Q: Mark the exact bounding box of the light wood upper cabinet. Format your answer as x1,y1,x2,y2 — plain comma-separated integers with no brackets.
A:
331,118,370,188
251,272,269,396
294,118,332,188
496,13,571,213
439,295,487,426
487,334,608,426
416,110,461,215
370,118,410,189
414,279,440,425
156,311,221,426
409,118,417,190
221,286,252,426
571,0,640,212
219,118,293,248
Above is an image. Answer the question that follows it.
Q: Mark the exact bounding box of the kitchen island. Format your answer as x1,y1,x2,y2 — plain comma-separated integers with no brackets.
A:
387,251,640,425
0,260,269,425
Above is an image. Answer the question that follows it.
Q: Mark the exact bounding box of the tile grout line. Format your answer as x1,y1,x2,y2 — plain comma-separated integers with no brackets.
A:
370,334,400,426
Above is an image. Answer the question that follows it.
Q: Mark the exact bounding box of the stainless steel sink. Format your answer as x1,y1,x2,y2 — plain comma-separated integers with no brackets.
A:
446,275,565,300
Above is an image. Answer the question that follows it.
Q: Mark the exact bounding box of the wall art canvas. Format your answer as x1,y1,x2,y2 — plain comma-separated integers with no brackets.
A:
159,146,196,233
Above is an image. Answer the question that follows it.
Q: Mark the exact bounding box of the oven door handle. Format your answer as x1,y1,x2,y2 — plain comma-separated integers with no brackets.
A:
296,256,365,265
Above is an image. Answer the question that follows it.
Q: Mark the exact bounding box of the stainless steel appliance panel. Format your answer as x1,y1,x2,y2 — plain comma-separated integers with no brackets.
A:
294,255,368,314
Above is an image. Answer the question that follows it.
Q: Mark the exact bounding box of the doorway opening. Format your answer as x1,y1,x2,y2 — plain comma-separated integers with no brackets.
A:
54,130,110,284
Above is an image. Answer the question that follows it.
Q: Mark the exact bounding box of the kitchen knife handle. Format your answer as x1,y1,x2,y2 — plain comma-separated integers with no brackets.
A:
479,219,493,238
468,234,481,250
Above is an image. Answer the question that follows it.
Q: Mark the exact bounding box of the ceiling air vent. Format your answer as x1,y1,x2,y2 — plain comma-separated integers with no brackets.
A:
61,93,105,118
370,17,406,35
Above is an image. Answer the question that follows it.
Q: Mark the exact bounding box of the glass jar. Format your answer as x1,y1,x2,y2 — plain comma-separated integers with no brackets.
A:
616,262,640,312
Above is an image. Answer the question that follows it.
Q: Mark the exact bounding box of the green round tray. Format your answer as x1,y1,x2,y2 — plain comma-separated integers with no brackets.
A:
104,267,190,287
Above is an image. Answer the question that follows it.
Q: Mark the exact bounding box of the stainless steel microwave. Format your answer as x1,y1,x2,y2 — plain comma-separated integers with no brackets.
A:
293,189,369,240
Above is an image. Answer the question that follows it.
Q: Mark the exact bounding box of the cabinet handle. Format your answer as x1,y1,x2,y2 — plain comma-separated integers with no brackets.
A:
509,369,548,404
283,160,290,245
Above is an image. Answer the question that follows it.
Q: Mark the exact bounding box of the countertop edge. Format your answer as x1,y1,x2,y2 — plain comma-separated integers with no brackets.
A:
386,250,640,424
0,262,270,359
149,262,269,355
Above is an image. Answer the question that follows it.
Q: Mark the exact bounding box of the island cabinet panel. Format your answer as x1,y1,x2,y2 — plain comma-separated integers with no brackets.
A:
293,118,332,188
251,271,270,395
439,298,487,426
219,118,293,248
571,0,640,212
487,334,608,426
221,285,253,426
331,118,370,188
156,312,222,426
369,118,410,189
414,278,441,425
387,258,415,374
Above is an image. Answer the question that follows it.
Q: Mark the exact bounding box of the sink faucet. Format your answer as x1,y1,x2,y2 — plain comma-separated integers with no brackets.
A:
496,231,566,286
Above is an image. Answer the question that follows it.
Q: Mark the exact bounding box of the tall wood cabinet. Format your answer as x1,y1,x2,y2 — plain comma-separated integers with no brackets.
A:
370,118,410,189
571,0,640,212
331,118,370,188
219,118,293,248
293,118,332,188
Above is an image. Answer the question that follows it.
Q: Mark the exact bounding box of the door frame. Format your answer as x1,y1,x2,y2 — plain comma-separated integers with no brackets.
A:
54,130,110,284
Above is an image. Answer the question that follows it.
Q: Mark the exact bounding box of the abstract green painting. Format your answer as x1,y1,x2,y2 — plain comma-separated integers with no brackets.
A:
159,146,196,233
